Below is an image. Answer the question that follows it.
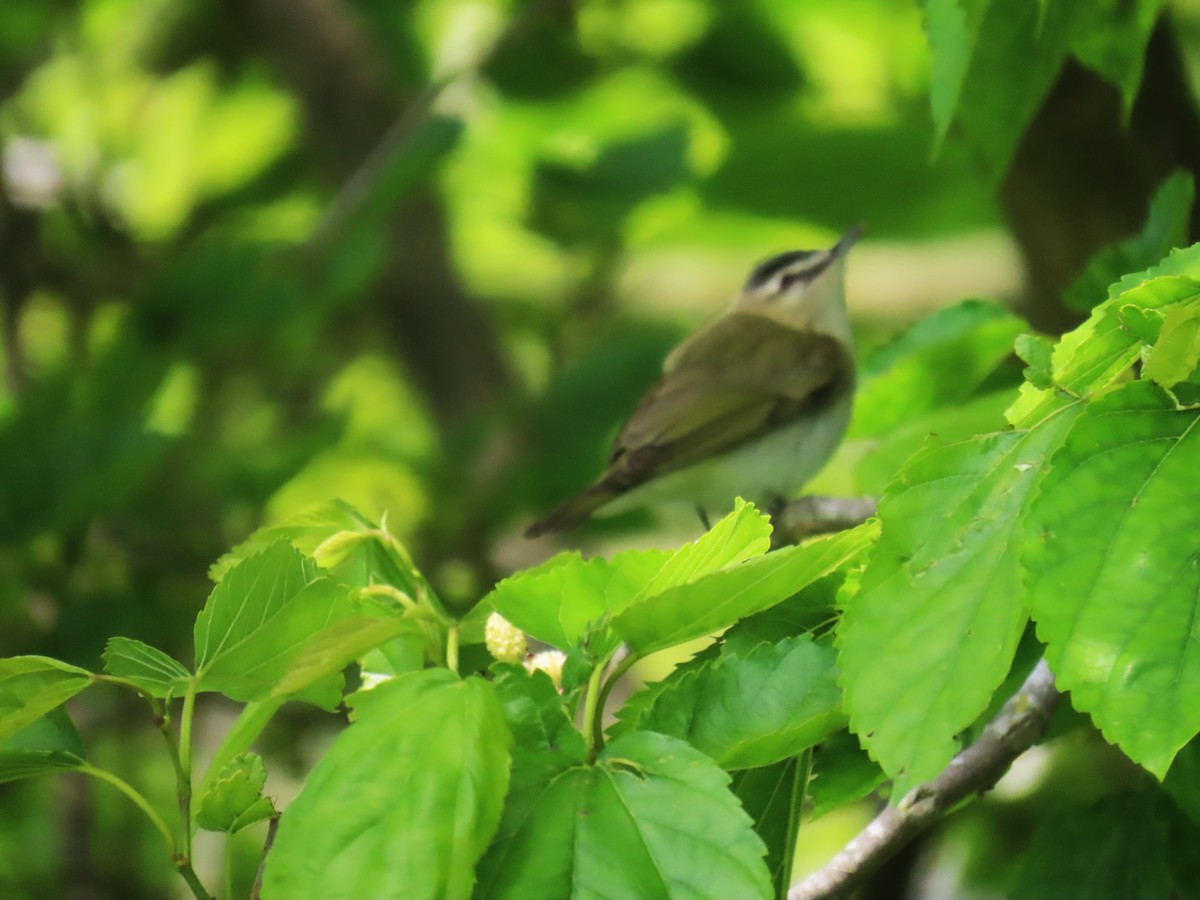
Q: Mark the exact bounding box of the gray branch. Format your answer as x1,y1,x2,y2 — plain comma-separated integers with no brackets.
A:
789,659,1063,900
773,496,878,546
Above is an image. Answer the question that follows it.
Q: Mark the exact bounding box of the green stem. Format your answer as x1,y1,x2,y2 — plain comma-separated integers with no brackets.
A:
586,652,637,762
79,764,175,855
178,680,199,855
781,747,814,893
446,625,460,673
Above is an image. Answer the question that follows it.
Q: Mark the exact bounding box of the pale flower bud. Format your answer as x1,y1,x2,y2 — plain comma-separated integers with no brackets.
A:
486,612,527,663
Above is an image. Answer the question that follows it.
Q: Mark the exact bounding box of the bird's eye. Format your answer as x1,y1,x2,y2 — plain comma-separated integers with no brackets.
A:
778,271,804,292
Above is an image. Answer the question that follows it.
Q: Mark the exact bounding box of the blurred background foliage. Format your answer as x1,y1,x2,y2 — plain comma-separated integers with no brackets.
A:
2,0,1199,896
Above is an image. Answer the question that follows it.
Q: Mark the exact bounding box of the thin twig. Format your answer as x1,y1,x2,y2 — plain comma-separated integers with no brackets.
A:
788,659,1062,900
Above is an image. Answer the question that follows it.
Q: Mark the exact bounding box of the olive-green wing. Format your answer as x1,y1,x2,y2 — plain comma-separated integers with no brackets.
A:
525,315,850,536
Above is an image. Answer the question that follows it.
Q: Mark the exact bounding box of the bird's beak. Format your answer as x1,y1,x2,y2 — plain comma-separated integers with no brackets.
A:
833,223,865,256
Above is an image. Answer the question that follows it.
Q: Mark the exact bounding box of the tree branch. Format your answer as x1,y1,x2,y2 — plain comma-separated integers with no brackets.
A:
788,659,1062,900
773,496,878,547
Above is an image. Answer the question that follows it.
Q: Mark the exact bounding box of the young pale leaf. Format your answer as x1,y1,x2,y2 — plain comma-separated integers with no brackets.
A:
0,657,93,744
196,752,276,834
473,731,772,900
1144,306,1200,388
614,521,879,657
193,541,355,705
102,637,190,698
263,670,510,900
1066,171,1194,312
629,636,844,769
0,708,86,784
1023,382,1200,777
485,549,667,650
839,406,1080,797
209,499,372,582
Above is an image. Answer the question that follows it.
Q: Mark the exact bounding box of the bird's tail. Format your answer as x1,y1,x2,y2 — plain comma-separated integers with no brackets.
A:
524,484,618,538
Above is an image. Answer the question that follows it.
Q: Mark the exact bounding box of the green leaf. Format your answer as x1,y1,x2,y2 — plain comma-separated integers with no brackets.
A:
1066,171,1194,311
629,636,845,769
270,614,411,700
474,731,771,900
0,708,86,784
923,0,1163,175
1051,275,1200,398
0,656,93,745
102,637,190,698
730,758,801,898
839,405,1080,796
492,664,586,790
263,671,510,900
1165,736,1200,825
209,499,372,582
196,752,276,834
1015,333,1054,389
614,522,879,656
193,541,356,706
1023,382,1200,777
1014,790,1171,900
852,299,1026,438
199,699,284,803
1145,306,1200,388
485,501,770,652
808,730,887,820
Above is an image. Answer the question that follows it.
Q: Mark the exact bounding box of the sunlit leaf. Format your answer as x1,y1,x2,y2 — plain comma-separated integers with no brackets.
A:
840,405,1080,796
626,636,844,769
0,657,93,745
0,708,86,784
1023,382,1200,777
614,521,878,656
102,637,190,698
264,671,510,900
473,731,771,900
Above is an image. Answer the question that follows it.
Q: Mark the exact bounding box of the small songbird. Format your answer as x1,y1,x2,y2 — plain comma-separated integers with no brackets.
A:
526,227,861,537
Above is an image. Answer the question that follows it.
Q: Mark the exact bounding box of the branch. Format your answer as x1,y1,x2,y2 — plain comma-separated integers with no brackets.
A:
789,659,1062,900
772,496,878,547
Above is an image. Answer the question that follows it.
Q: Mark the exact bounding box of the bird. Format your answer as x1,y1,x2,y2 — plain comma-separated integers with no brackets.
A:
525,227,860,538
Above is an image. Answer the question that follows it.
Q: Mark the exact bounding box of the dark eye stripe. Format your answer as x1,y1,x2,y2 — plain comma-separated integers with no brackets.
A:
744,250,817,291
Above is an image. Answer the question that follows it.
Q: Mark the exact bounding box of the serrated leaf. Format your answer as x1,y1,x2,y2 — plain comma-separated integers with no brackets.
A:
852,299,1026,438
484,501,770,652
808,730,887,820
631,636,844,769
1015,333,1054,389
730,758,801,897
1119,305,1166,344
264,671,510,900
209,500,372,582
839,405,1080,796
1023,382,1200,776
270,614,411,700
1051,275,1200,397
492,664,586,791
102,637,190,698
196,752,276,834
1145,306,1200,388
1067,171,1194,312
473,730,771,900
194,542,356,706
615,521,879,656
0,708,86,784
0,657,93,745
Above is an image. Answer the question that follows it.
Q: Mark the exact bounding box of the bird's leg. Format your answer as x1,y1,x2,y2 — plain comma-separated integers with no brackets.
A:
695,505,712,531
